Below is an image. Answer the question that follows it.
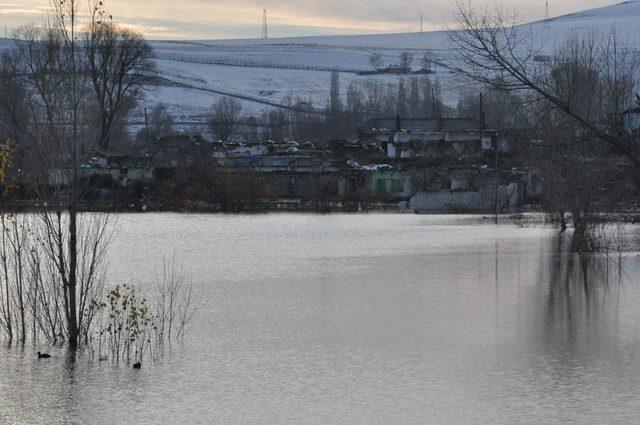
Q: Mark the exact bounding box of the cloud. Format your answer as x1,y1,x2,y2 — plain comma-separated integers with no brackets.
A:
0,7,42,16
0,0,621,40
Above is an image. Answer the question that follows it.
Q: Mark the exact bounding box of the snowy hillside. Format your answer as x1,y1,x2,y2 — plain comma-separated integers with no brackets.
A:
540,0,640,34
1,1,638,124
143,0,640,122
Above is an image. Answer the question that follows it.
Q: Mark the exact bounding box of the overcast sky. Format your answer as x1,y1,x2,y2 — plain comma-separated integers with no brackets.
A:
0,0,621,40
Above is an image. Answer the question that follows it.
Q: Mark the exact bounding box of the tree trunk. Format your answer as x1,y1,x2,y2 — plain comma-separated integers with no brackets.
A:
67,207,79,349
559,212,567,232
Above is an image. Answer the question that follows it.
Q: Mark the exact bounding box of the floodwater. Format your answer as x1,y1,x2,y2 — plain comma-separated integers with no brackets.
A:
2,213,640,424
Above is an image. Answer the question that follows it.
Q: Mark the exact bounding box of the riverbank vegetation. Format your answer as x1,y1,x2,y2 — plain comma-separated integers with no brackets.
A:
0,1,200,359
448,1,640,251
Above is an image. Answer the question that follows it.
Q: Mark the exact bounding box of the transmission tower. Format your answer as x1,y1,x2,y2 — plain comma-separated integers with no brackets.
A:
544,2,550,28
261,9,269,39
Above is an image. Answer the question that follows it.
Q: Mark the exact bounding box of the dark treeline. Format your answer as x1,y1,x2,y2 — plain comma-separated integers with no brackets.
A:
197,72,449,144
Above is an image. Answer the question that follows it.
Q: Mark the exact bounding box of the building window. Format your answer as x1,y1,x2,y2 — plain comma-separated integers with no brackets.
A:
349,177,357,193
375,179,387,193
290,176,297,186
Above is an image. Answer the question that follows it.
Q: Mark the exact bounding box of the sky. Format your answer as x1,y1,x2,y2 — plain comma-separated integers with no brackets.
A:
0,0,623,40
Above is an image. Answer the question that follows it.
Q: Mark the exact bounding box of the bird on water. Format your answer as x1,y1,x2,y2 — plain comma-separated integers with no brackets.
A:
37,351,51,359
133,362,142,369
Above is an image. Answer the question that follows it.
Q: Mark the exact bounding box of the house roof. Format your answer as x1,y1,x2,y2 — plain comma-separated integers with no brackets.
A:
365,117,491,133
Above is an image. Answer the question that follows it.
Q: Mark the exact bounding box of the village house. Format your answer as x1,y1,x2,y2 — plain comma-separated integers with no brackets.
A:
358,116,503,161
357,116,524,212
39,121,532,211
232,154,339,200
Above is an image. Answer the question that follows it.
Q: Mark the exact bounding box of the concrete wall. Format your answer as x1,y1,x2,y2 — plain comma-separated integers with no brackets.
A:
371,170,413,199
410,191,483,213
410,184,520,213
262,173,339,200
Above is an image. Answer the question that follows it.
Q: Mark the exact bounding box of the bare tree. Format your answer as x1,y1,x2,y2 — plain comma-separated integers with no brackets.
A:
397,77,407,115
261,109,289,142
0,0,147,348
420,50,434,71
242,115,260,143
399,51,414,68
448,3,640,247
327,71,343,138
208,97,243,141
86,3,155,151
155,256,200,342
290,98,324,141
447,1,640,168
140,103,175,142
369,52,383,70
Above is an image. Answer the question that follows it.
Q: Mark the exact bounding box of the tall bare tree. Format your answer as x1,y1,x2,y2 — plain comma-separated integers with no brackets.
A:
208,97,243,141
261,109,289,142
399,51,414,68
139,103,175,142
447,1,640,168
86,4,155,151
369,52,383,70
0,0,149,347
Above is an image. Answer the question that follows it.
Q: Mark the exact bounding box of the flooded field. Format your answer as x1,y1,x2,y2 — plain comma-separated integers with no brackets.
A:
2,213,640,424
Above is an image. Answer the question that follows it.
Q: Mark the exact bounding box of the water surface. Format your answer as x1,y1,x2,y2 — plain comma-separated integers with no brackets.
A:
2,213,640,424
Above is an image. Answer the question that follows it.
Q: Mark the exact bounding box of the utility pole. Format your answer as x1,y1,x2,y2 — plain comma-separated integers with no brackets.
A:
262,9,269,39
431,86,437,117
479,92,485,130
420,13,424,34
144,107,150,150
493,132,500,224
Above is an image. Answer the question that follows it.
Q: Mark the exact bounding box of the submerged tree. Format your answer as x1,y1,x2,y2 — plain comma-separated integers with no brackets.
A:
0,0,153,347
448,1,640,249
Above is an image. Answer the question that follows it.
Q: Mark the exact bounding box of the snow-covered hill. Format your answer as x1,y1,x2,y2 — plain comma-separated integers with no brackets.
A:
542,0,640,32
1,1,639,123
143,0,640,122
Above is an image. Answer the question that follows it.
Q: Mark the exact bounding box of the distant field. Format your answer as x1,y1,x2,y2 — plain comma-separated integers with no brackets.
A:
143,1,640,121
2,1,638,122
